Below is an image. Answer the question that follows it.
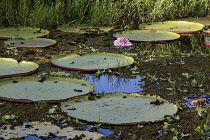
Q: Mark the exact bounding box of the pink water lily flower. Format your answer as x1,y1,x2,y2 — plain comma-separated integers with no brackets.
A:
114,37,133,47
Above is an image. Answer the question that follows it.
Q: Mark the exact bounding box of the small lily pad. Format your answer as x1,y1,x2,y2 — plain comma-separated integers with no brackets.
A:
0,27,49,39
0,77,94,103
0,58,39,78
50,52,134,71
3,38,56,48
139,21,204,34
0,121,104,139
61,93,178,125
113,30,180,43
58,24,114,34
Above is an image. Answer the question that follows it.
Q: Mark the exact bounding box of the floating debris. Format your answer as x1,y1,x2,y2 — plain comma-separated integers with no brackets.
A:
184,93,210,107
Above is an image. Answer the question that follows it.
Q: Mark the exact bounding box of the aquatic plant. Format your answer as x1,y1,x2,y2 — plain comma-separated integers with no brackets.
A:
4,46,20,56
4,38,57,48
143,73,158,82
2,114,18,122
113,30,180,43
139,21,204,34
194,121,210,139
0,121,104,139
61,93,178,125
114,37,133,48
0,27,49,39
58,24,115,34
0,77,94,103
0,58,39,78
182,72,192,79
50,52,134,71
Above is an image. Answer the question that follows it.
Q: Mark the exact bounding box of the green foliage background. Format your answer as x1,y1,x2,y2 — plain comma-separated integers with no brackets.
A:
0,0,209,28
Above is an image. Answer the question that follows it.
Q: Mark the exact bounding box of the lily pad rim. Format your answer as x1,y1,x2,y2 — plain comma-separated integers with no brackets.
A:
50,52,135,72
61,92,178,125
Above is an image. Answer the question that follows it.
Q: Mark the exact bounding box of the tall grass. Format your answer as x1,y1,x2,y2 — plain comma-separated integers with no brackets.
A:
0,0,209,28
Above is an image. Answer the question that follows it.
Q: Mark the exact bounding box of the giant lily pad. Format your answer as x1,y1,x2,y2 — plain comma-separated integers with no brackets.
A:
176,18,210,26
0,77,94,103
0,58,39,78
58,24,114,34
113,30,180,43
61,93,178,125
0,27,49,40
50,52,134,71
0,121,104,139
139,21,204,34
3,38,56,48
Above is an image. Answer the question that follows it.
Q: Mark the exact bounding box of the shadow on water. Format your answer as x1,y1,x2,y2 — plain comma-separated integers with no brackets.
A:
81,74,143,94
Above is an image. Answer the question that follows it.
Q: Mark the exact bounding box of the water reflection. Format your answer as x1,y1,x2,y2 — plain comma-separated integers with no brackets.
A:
82,74,143,94
86,125,114,137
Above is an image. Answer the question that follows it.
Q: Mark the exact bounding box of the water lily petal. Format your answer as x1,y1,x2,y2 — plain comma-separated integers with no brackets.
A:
114,37,132,47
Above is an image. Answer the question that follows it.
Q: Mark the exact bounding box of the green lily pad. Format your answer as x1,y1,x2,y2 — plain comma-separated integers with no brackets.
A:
58,24,115,34
3,38,56,48
61,93,178,125
175,18,210,35
139,21,204,34
0,77,94,103
50,52,134,71
113,30,180,43
0,58,39,78
0,121,104,139
176,18,210,26
0,27,49,39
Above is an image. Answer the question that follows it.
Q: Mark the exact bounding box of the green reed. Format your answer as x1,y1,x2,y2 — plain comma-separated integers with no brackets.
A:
0,0,209,28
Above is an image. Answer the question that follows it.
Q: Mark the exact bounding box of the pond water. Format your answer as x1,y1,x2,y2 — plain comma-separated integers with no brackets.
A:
82,74,143,94
0,21,210,139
